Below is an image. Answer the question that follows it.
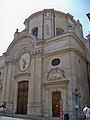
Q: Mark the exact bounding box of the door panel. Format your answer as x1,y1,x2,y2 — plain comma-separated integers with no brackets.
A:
17,81,28,114
52,92,61,117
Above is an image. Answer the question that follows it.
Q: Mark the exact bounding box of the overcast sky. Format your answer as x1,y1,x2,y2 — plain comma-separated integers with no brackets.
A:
0,0,90,56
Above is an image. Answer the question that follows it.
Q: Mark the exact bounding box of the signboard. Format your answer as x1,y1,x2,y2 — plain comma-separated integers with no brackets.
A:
60,99,63,120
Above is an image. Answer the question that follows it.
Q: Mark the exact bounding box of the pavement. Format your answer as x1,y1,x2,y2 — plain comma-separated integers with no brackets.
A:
0,116,29,120
0,113,60,120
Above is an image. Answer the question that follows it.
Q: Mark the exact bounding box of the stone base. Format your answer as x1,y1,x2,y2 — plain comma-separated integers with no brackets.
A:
5,102,14,113
27,102,42,116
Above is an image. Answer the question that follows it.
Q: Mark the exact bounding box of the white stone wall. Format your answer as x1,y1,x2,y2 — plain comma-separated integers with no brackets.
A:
0,9,90,117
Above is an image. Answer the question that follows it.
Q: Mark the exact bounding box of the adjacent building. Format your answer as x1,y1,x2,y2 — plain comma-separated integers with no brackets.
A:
0,9,90,118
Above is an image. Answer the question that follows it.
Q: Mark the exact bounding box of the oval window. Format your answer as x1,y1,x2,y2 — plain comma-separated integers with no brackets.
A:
51,58,60,66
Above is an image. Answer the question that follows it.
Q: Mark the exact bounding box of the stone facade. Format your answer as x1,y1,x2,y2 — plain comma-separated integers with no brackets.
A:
0,9,90,118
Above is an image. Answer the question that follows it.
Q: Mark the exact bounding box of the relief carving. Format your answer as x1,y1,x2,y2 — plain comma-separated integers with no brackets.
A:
47,67,66,81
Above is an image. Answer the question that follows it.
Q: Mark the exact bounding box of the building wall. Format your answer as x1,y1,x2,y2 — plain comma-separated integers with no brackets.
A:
0,9,90,118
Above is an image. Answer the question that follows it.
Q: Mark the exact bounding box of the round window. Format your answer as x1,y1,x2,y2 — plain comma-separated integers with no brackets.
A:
51,58,60,66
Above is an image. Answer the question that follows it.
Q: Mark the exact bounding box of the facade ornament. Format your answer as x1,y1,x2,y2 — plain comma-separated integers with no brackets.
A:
31,49,43,58
5,58,18,65
19,53,30,71
47,67,66,81
14,29,19,38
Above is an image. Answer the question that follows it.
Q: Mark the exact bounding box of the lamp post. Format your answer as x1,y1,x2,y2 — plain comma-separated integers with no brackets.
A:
73,89,81,120
86,13,90,21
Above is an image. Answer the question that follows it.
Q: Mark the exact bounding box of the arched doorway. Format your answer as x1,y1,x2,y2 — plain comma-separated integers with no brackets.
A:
52,91,61,117
17,81,29,114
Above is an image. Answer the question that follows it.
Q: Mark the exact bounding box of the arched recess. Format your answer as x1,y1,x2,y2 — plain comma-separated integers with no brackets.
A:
56,28,64,36
32,27,38,40
52,91,61,117
17,81,29,114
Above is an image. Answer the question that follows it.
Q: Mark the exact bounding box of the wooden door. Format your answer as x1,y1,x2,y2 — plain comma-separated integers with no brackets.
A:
52,92,61,117
17,81,28,114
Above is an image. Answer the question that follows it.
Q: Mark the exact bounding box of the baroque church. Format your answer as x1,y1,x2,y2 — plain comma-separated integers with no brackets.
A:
0,9,90,117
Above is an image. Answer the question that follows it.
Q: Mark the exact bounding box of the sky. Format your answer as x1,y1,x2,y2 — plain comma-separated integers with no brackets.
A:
0,0,90,56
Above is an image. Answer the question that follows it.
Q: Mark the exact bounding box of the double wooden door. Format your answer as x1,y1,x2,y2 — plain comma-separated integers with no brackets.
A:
52,92,61,117
17,81,29,114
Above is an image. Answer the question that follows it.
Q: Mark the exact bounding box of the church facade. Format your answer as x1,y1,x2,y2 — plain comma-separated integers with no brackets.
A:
0,9,90,117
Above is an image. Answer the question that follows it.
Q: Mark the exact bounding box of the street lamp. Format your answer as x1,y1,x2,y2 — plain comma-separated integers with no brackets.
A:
86,13,90,21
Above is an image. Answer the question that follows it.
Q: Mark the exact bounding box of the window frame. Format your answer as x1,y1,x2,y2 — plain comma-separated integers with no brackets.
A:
56,28,64,36
32,27,38,40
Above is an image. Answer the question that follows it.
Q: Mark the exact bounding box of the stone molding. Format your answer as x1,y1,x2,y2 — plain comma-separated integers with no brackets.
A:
5,48,43,66
14,72,31,79
5,58,18,65
4,33,35,56
31,49,43,58
42,79,69,86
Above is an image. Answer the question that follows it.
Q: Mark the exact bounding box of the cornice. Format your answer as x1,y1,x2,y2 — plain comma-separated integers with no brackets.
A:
68,32,85,48
42,79,69,86
42,47,90,64
44,32,85,49
14,72,31,79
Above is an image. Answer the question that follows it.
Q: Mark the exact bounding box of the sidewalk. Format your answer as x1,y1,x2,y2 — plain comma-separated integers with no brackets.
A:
0,113,60,120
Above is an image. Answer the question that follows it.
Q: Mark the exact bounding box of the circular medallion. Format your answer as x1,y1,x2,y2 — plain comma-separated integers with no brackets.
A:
19,53,30,71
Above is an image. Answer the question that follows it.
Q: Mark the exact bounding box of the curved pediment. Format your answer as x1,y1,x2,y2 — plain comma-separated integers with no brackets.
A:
4,33,35,57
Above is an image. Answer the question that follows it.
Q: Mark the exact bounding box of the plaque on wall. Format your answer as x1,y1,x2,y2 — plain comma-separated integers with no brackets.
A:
19,53,30,71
